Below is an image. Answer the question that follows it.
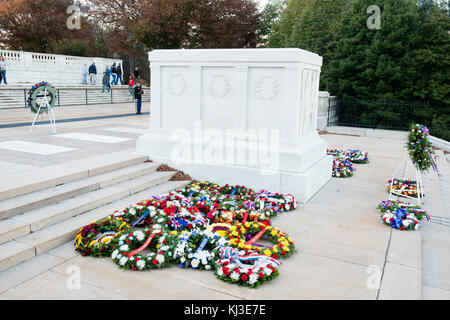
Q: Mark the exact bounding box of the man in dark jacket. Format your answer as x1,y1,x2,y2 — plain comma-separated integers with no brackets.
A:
111,63,117,85
134,82,143,114
133,67,140,80
116,63,123,85
88,62,97,85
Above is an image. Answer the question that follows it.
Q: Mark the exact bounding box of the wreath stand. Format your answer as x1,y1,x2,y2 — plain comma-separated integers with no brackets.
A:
29,87,56,134
388,157,424,206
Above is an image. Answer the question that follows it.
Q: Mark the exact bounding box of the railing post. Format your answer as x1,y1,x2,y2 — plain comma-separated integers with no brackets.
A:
85,89,88,105
111,88,113,104
58,89,60,107
24,89,27,108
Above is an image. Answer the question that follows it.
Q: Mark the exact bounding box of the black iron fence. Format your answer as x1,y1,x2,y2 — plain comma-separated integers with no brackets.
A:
327,97,429,131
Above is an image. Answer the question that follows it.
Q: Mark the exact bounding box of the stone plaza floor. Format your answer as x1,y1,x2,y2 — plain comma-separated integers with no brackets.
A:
0,102,449,300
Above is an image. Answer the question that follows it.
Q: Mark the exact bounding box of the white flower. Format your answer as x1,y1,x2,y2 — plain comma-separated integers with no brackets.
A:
119,257,128,266
156,254,165,264
111,249,119,260
230,272,240,281
134,231,145,242
188,254,193,259
129,207,137,215
249,274,258,285
130,256,135,261
205,265,211,270
402,220,412,228
191,259,200,268
217,268,223,276
180,257,186,263
137,260,145,269
264,268,272,276
119,235,126,241
160,245,169,251
119,245,129,252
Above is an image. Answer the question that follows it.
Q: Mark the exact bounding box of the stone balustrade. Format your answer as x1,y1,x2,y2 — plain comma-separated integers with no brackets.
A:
0,49,123,85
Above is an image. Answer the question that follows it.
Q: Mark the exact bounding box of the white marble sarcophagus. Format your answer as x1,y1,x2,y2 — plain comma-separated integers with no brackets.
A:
136,48,332,202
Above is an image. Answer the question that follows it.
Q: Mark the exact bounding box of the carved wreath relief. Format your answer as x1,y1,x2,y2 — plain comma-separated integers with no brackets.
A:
255,76,278,101
207,74,230,98
166,74,186,96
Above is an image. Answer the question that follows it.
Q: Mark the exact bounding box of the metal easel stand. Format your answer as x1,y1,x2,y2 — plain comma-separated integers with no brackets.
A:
29,88,56,134
388,157,425,207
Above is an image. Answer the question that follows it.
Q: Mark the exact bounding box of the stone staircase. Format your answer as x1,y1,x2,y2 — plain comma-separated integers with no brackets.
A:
0,152,190,272
0,85,150,109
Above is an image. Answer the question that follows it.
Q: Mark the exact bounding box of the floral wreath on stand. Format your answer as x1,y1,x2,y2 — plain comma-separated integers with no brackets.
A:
386,178,424,199
74,215,130,257
27,81,58,114
406,124,437,173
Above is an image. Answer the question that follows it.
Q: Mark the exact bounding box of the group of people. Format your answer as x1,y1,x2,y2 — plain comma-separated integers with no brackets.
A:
0,56,7,85
83,61,143,114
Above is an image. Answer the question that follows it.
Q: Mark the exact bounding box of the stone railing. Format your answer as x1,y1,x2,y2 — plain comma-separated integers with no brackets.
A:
0,49,123,85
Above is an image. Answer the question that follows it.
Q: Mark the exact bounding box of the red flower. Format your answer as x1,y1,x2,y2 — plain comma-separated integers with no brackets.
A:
152,259,158,265
259,272,265,279
241,274,248,282
132,267,138,271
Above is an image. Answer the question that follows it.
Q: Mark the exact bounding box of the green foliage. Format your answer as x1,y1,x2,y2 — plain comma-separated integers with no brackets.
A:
257,0,286,47
50,39,92,57
324,0,449,140
266,0,353,89
406,124,435,172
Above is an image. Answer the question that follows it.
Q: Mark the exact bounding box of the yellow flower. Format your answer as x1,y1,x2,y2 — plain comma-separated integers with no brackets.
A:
156,244,161,249
88,240,97,248
229,239,237,245
244,222,250,228
231,231,238,237
238,242,245,249
244,245,252,250
170,231,178,236
264,249,272,257
281,241,289,247
272,247,278,253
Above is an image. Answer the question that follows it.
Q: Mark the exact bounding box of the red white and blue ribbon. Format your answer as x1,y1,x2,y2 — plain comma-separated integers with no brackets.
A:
219,247,281,270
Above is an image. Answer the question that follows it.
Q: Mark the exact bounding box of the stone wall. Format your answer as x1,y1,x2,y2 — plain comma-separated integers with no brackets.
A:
0,49,122,85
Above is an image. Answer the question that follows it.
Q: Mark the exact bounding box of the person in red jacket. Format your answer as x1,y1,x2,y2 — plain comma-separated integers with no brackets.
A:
128,77,135,96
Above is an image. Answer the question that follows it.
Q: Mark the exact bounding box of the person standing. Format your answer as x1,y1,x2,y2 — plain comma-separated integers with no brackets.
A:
133,67,140,80
0,57,7,85
105,65,111,85
81,63,88,85
88,62,97,85
110,63,117,85
116,63,123,85
128,76,135,96
102,71,111,93
134,82,144,114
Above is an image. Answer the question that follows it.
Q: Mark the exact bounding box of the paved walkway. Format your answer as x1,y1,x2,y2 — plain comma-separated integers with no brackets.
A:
0,106,448,300
0,102,149,127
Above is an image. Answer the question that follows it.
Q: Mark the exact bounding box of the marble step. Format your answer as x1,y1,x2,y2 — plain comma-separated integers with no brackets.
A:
0,150,148,202
0,161,160,221
0,180,190,272
3,170,175,240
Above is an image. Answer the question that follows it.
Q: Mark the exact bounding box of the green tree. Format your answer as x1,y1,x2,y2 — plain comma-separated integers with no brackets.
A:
267,0,311,48
257,0,286,47
286,0,353,89
412,0,450,139
325,0,422,101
